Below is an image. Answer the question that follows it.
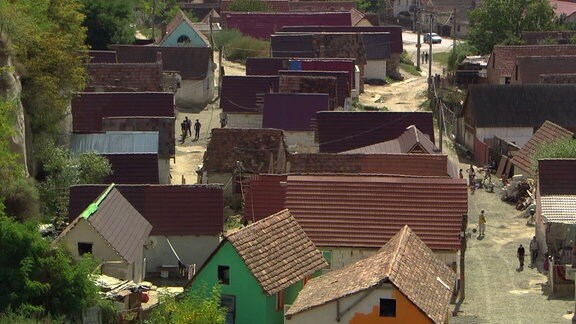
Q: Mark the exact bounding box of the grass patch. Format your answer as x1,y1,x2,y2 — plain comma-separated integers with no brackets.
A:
214,30,269,62
400,62,422,76
433,52,450,68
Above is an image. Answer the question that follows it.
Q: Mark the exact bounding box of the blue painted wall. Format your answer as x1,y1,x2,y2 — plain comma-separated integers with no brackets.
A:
161,22,208,47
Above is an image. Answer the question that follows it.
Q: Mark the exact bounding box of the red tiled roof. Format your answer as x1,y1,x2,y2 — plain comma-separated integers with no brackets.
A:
262,93,329,131
285,175,468,250
316,111,435,153
220,76,279,113
538,159,576,195
286,226,457,323
227,209,327,295
342,125,438,154
550,0,576,17
243,174,287,223
489,45,576,79
69,184,224,236
511,121,574,177
512,55,576,84
71,92,174,132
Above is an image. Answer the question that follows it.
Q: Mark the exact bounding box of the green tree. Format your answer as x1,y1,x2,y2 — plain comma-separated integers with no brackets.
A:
447,42,479,71
228,0,268,12
532,138,576,173
468,0,555,54
146,285,227,324
355,0,386,13
80,0,135,50
0,210,98,319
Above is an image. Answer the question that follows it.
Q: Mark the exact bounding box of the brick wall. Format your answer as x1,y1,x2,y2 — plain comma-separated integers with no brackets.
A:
87,62,163,91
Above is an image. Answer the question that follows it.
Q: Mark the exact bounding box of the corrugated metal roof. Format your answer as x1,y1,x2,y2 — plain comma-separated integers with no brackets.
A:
278,70,350,106
279,75,338,110
299,59,356,91
243,174,287,223
102,154,160,184
271,34,316,58
317,111,435,153
285,174,468,250
287,226,457,324
72,92,175,133
220,76,279,113
246,57,290,75
227,209,327,295
538,159,576,195
70,132,159,154
289,1,357,12
223,12,352,39
69,184,224,236
273,32,367,64
262,93,329,131
541,195,576,224
511,121,574,177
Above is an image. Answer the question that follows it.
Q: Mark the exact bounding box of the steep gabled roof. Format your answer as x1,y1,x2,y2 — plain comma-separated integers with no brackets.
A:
464,84,576,128
550,0,576,17
285,175,468,250
286,225,457,323
227,209,327,295
69,184,224,236
160,10,210,47
538,159,576,224
511,121,574,177
489,45,576,79
55,185,152,264
342,125,438,154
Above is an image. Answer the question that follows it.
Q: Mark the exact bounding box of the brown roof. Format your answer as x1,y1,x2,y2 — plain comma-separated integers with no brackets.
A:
69,184,224,236
286,225,457,323
227,209,327,295
512,55,576,84
289,153,454,178
243,174,287,223
289,1,357,12
489,45,576,80
540,73,576,84
221,0,290,12
86,62,163,92
342,125,438,154
161,10,210,46
511,121,574,177
55,186,152,264
285,175,468,250
203,128,288,174
538,159,576,223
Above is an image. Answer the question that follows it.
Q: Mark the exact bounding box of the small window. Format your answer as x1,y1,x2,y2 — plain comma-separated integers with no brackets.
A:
218,265,230,285
322,251,332,269
379,298,396,317
78,242,93,256
177,35,191,43
276,290,285,311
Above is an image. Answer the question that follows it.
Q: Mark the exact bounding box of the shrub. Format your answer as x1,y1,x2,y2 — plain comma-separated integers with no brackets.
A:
214,30,269,62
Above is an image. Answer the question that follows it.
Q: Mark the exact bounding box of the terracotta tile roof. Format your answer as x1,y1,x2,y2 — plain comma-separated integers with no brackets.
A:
511,121,574,177
316,111,434,152
289,153,453,177
540,195,576,224
286,225,457,323
69,184,224,236
550,0,576,17
243,174,287,223
220,76,279,113
160,10,211,47
227,209,327,295
285,175,468,250
203,128,288,174
56,186,152,264
86,61,163,92
88,50,117,63
512,55,576,84
342,125,438,154
489,45,576,79
262,93,329,131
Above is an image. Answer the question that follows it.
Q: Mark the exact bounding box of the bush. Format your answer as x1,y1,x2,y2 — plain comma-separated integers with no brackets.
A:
214,30,269,62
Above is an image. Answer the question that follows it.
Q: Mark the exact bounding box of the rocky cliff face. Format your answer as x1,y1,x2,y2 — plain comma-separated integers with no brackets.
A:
0,30,29,176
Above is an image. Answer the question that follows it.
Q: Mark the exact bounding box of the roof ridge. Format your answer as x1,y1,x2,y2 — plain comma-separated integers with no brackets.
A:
80,183,116,219
386,225,410,277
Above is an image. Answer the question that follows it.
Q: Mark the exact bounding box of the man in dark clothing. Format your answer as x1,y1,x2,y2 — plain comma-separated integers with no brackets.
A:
517,244,526,269
424,52,429,64
194,119,201,140
184,117,192,137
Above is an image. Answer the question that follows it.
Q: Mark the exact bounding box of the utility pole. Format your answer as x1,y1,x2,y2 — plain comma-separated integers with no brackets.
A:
452,8,457,85
151,0,157,43
439,101,443,152
416,11,421,70
428,14,433,100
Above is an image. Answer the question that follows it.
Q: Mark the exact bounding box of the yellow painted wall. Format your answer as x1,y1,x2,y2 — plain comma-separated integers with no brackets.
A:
350,289,432,324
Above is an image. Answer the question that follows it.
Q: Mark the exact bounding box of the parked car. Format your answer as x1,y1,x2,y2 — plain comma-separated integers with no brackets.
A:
424,33,442,44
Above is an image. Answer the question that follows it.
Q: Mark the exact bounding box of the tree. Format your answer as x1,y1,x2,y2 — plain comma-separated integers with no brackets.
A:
531,138,576,174
146,285,227,324
447,42,479,71
468,0,555,54
355,0,386,13
228,0,268,12
79,0,135,50
0,210,98,319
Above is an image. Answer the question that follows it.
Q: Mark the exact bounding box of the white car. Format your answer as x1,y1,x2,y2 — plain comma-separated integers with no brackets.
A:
424,33,442,44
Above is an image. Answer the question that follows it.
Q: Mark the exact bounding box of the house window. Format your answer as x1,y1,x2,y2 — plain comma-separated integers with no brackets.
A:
322,251,333,269
218,265,230,285
276,290,285,311
379,298,396,317
177,35,191,43
221,295,236,324
78,242,93,256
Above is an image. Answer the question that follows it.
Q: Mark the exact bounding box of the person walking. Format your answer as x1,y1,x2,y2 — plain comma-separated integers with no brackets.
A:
530,236,539,267
424,51,429,64
459,169,464,179
184,117,192,137
467,164,476,193
194,119,202,141
478,210,486,237
517,244,526,269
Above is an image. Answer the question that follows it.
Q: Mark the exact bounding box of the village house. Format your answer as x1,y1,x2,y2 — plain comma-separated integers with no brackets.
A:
186,209,327,324
289,1,357,13
262,93,329,153
112,45,214,109
158,10,211,47
510,55,576,84
285,225,457,324
420,0,476,38
342,125,439,154
550,0,576,23
198,128,288,207
277,70,349,109
522,31,576,45
70,131,167,184
316,111,435,152
486,45,576,84
510,121,574,178
456,84,576,163
55,185,152,283
69,184,224,279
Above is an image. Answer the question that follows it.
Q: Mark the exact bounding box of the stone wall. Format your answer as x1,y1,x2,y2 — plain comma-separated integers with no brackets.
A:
226,113,263,129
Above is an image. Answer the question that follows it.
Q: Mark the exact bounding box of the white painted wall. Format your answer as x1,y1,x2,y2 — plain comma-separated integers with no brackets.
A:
476,127,533,148
286,285,395,323
159,158,170,184
284,131,318,153
365,60,387,81
144,235,220,274
175,68,215,109
226,113,263,129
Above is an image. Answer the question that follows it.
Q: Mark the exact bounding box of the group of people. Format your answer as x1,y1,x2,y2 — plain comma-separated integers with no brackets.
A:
421,51,429,64
180,116,202,142
459,164,477,194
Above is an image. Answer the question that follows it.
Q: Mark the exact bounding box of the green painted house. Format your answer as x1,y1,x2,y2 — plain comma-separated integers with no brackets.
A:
159,10,211,48
186,209,327,324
